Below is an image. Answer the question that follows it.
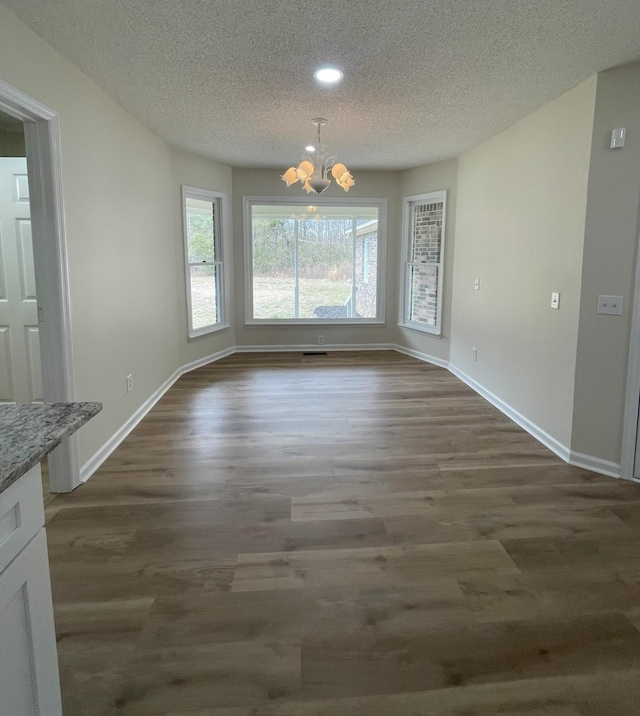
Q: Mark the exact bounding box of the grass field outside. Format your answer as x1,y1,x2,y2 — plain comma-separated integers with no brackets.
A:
190,275,354,325
190,273,218,329
253,276,352,319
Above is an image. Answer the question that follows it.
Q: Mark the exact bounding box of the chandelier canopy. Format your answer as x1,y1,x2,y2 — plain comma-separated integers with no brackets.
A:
281,118,355,194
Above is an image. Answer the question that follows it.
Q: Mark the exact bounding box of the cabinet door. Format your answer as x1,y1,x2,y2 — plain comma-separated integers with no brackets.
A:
0,529,62,716
0,465,44,575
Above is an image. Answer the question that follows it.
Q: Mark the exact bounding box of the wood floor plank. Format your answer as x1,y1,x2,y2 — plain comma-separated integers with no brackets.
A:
300,614,640,699
41,351,640,714
291,487,516,522
459,571,640,623
427,464,612,490
54,598,155,652
384,504,631,544
231,540,519,592
157,668,640,714
138,581,474,652
500,532,640,575
61,642,301,716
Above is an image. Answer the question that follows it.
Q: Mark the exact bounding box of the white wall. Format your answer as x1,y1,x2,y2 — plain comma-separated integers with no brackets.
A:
171,148,235,366
231,168,401,348
572,63,640,464
397,159,458,363
450,77,597,449
0,4,182,466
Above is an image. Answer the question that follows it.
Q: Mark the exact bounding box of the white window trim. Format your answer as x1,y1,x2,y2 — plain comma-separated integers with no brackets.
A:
182,185,231,339
399,190,447,337
243,196,387,325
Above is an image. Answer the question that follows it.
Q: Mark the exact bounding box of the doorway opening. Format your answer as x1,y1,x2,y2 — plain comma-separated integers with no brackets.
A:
0,79,79,493
0,118,56,505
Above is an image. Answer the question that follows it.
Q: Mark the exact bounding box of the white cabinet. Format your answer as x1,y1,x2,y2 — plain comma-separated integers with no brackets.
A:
0,465,61,716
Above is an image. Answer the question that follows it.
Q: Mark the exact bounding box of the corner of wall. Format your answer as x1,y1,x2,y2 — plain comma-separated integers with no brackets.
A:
571,62,640,467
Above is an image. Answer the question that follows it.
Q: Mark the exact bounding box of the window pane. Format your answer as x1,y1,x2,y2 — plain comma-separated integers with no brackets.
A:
411,201,443,264
252,216,296,318
186,197,215,263
298,217,353,319
409,264,438,326
250,204,380,321
190,265,218,330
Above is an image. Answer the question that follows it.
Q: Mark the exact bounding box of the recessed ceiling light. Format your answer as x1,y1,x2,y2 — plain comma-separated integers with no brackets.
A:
314,66,344,85
305,145,315,152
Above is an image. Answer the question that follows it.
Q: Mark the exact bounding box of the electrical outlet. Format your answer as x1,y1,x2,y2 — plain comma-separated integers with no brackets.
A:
472,347,477,361
317,335,324,345
597,295,623,316
126,374,133,393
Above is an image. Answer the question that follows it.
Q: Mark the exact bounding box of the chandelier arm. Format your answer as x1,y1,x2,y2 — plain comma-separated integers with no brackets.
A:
324,155,336,178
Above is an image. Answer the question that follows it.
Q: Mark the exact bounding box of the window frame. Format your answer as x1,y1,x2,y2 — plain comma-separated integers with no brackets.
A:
363,236,371,284
243,196,387,325
182,185,230,339
399,190,447,337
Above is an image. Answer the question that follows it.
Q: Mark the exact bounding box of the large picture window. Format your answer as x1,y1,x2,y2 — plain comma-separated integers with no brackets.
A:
244,199,385,323
400,190,447,336
182,186,227,338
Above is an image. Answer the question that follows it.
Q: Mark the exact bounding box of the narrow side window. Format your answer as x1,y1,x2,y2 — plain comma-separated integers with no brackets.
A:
182,186,226,337
401,191,446,336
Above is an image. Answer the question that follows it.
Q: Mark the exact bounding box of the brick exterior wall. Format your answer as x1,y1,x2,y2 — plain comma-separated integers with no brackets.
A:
355,229,377,317
409,201,443,326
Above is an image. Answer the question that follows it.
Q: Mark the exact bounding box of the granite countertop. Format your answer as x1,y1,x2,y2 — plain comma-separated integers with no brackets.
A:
0,402,102,494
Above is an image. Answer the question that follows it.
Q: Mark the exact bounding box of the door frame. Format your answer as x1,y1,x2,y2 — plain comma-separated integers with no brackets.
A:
621,221,640,482
0,79,79,492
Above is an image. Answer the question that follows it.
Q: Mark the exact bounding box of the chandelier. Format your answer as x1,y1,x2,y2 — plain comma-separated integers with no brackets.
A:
281,118,355,194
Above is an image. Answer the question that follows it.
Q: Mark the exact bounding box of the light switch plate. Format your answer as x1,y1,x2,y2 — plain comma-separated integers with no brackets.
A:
610,128,626,149
597,295,623,315
550,292,560,310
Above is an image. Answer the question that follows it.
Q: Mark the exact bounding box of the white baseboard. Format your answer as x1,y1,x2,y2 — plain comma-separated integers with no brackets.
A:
79,346,235,482
391,343,450,370
568,451,621,479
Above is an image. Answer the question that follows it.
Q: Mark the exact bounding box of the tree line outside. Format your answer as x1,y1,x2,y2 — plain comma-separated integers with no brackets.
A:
252,217,355,280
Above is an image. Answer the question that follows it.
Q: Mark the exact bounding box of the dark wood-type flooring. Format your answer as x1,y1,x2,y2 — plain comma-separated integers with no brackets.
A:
45,351,640,715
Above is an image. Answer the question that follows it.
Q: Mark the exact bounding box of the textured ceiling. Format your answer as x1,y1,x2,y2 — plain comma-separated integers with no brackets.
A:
3,1,640,170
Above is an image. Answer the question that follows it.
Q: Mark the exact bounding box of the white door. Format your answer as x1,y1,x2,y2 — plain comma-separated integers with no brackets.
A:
0,157,42,404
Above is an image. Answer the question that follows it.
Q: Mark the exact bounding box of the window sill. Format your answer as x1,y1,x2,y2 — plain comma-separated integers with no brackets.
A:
245,318,385,326
188,323,231,341
398,321,442,338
